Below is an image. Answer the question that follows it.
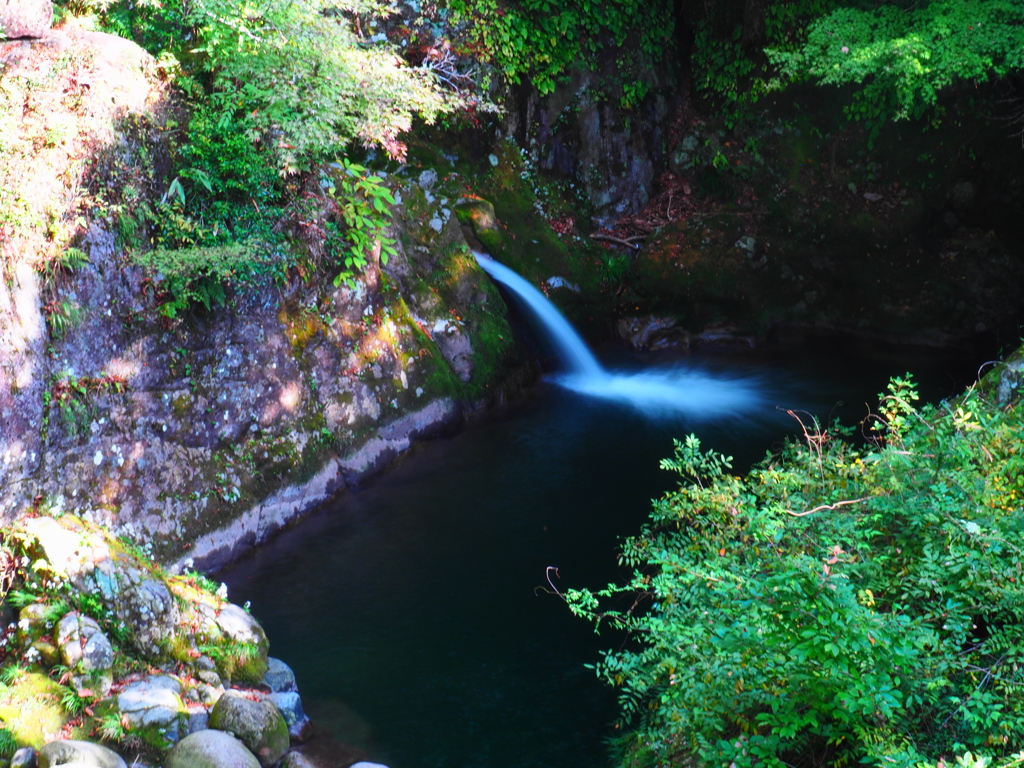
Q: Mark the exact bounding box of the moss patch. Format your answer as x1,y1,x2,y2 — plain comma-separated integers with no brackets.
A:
0,671,74,750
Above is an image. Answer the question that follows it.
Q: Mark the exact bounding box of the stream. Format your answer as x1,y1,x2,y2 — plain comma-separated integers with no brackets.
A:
221,335,987,768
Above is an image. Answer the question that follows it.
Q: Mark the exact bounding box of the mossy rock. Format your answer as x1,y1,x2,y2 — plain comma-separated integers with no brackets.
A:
0,671,74,750
209,691,288,768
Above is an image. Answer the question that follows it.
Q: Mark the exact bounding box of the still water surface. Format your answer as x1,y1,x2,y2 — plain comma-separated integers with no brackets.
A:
222,342,987,768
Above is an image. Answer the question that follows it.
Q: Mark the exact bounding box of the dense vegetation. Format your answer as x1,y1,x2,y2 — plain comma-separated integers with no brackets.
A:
565,359,1024,768
688,0,1024,139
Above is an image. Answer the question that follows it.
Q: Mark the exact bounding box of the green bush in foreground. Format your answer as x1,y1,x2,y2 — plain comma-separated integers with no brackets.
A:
567,372,1024,767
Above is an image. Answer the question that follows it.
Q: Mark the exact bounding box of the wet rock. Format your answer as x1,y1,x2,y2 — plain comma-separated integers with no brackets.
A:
280,753,317,768
615,316,689,351
37,740,125,768
54,612,114,696
545,276,579,292
281,727,371,768
209,690,289,768
269,691,311,740
263,657,297,693
0,0,52,39
166,730,260,768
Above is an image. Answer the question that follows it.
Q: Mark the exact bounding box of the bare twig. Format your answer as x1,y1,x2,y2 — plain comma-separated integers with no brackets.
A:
783,497,872,517
589,233,643,249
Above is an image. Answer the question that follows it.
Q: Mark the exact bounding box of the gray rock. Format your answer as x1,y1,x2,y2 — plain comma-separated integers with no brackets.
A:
209,690,289,768
54,612,114,695
431,322,473,382
417,169,438,188
194,682,223,707
187,708,210,735
84,559,180,659
11,747,37,768
0,0,52,39
116,675,185,748
268,691,310,739
994,352,1024,406
215,604,268,651
263,658,297,693
37,740,126,768
166,730,260,768
196,669,222,687
121,576,179,657
615,316,689,351
279,754,316,768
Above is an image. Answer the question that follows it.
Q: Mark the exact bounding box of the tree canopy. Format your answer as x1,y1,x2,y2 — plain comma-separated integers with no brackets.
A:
771,1,1024,129
691,0,1024,134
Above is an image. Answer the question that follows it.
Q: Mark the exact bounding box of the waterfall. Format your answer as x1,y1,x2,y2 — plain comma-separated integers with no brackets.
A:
474,254,603,377
474,252,767,418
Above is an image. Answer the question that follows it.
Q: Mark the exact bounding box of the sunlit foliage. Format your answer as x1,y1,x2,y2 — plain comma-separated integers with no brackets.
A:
568,369,1024,767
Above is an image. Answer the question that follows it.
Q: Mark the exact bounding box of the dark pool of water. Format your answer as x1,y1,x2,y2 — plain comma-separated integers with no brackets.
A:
221,342,989,768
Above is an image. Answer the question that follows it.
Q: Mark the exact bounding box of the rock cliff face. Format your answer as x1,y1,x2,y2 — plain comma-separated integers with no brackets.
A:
502,51,679,228
1,23,169,525
0,27,523,569
6,201,524,569
30,208,518,570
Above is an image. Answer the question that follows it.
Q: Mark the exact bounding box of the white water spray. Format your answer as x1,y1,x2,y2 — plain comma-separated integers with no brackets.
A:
474,252,765,418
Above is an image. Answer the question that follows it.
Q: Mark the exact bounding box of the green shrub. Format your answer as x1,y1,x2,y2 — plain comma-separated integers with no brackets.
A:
189,0,453,172
769,1,1024,135
135,243,276,317
446,0,674,95
567,373,1024,767
324,160,398,288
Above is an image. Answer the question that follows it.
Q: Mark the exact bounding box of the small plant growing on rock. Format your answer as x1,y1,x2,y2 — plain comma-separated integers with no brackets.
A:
325,161,399,289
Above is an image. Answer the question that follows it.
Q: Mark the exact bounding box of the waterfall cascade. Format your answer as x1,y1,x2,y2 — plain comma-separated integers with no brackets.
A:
474,252,766,418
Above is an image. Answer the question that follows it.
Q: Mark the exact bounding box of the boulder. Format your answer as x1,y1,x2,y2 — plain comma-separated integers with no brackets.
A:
84,558,180,659
279,754,316,768
263,657,297,693
115,675,185,748
0,672,68,749
0,0,52,39
10,747,37,768
37,740,125,768
209,690,289,768
268,691,310,740
615,315,689,351
211,604,269,683
166,730,260,768
54,612,114,695
25,517,181,661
